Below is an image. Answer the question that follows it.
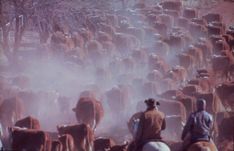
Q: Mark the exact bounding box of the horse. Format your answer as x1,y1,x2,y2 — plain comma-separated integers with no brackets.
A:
187,141,218,151
127,112,171,151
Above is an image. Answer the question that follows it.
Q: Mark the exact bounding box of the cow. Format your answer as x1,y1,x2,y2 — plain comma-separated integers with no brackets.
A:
51,140,63,151
189,22,208,39
183,8,197,19
177,53,195,73
193,92,225,115
11,75,31,89
213,40,230,55
72,97,104,130
160,1,182,11
153,22,168,37
105,85,131,119
165,66,188,85
211,55,231,81
191,18,208,26
176,17,189,29
15,116,40,130
0,97,24,136
194,40,213,63
157,14,174,29
58,134,75,151
94,137,116,151
218,116,234,141
216,82,234,110
146,70,163,82
152,40,170,58
202,13,222,23
9,127,48,151
57,124,94,151
109,142,128,151
186,45,204,68
207,24,224,36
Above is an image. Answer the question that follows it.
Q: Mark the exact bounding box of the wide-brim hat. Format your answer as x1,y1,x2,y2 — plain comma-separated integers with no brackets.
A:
144,98,160,107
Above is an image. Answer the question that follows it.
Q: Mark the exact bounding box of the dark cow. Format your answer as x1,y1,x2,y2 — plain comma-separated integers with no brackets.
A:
72,97,104,130
57,124,94,151
15,116,40,130
213,40,230,55
207,24,224,36
94,137,116,151
160,1,182,11
218,116,234,141
9,127,48,151
202,13,222,23
58,134,75,151
183,8,197,19
109,142,128,151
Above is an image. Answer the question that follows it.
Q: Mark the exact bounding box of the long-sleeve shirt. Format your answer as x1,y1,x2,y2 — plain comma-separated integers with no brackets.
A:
135,108,166,144
181,110,213,142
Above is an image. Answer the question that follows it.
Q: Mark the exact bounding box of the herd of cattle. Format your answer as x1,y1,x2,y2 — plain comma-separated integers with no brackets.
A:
0,0,234,151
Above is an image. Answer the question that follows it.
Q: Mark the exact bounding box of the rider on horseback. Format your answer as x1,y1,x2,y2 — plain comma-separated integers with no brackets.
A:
133,98,166,151
181,98,216,151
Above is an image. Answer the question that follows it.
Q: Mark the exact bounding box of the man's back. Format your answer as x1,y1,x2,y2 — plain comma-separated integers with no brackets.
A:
189,110,213,142
140,109,165,141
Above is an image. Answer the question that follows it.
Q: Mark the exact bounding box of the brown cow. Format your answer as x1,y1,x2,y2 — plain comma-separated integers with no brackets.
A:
177,53,195,72
15,116,40,130
57,124,94,151
186,45,204,68
189,22,208,39
94,137,116,151
211,55,231,80
58,134,75,151
51,140,63,151
187,141,217,151
216,82,234,109
72,97,104,130
9,127,48,151
105,86,130,118
193,92,224,114
0,97,24,136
